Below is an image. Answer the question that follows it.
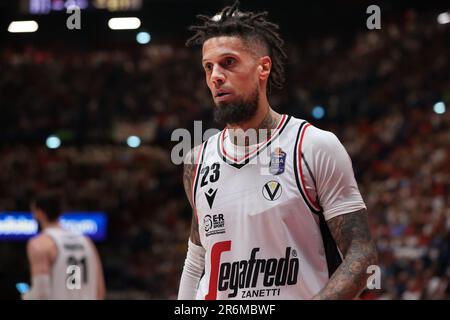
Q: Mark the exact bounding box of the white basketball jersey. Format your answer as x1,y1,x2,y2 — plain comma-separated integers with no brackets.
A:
192,115,366,300
44,228,98,300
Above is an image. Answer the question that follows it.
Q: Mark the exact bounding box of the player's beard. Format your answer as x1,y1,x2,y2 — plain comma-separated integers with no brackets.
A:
213,87,259,126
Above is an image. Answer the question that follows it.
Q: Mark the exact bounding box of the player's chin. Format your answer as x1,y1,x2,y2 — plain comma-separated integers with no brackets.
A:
216,96,238,107
214,100,231,108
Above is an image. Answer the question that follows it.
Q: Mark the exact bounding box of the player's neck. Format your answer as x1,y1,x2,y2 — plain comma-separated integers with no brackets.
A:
227,105,281,147
41,221,61,230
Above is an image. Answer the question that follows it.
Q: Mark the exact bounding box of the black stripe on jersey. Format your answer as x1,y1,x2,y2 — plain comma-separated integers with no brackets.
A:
318,213,343,277
293,122,343,278
221,157,247,169
218,115,291,169
192,140,208,206
293,121,322,215
301,152,319,193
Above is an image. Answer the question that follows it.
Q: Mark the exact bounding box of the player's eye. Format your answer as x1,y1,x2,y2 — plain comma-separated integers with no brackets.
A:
224,58,235,66
204,63,212,72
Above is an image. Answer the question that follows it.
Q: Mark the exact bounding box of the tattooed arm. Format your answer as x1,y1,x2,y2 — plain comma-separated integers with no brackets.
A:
178,145,205,299
183,146,202,246
313,209,378,300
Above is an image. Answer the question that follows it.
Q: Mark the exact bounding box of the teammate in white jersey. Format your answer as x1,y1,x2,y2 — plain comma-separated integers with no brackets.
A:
23,191,105,300
178,1,377,300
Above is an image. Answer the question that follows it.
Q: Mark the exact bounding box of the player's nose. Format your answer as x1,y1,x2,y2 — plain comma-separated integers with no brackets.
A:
211,65,225,86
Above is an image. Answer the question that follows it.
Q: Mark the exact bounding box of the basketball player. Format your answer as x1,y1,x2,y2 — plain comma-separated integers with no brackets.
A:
178,1,378,300
22,191,105,300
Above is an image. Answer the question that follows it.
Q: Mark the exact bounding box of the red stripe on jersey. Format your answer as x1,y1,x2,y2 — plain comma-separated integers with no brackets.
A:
297,123,322,212
205,240,231,300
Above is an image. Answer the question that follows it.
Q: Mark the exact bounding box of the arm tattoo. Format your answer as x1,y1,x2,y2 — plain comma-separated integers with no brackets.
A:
314,209,378,300
189,212,201,245
183,147,202,246
182,157,195,207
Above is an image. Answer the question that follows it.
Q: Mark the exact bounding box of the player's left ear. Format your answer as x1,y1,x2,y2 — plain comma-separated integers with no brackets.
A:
258,56,271,81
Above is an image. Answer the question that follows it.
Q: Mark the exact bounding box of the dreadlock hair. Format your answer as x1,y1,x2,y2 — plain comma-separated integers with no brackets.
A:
186,0,287,93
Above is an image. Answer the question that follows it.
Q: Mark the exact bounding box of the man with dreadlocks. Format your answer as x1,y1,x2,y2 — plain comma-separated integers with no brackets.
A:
178,1,377,300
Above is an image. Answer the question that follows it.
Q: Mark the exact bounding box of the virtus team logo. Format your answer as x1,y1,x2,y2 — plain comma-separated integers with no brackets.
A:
262,181,282,201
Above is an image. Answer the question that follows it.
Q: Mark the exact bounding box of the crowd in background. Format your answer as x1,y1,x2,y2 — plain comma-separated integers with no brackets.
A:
0,11,449,299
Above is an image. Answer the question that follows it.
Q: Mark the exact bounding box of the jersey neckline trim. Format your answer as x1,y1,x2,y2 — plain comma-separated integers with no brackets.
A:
217,115,291,169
